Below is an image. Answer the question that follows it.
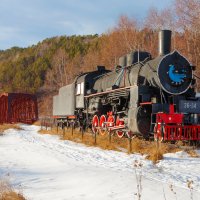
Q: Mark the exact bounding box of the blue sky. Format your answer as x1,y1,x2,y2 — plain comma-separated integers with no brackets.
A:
0,0,173,50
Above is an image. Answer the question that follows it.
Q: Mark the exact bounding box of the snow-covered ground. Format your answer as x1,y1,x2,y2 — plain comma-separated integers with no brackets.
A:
0,125,200,200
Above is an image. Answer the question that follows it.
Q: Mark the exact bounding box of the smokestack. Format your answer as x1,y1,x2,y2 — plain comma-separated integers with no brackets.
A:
158,30,172,56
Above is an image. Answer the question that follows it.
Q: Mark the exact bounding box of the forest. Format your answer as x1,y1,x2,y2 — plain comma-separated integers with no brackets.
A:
0,0,199,115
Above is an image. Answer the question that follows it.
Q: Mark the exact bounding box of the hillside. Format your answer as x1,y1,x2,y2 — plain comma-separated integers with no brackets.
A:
0,35,100,115
0,35,98,94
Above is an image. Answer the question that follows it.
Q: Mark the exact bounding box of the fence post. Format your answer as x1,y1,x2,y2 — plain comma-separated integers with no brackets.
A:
71,122,74,136
40,119,43,130
45,118,47,130
50,119,53,130
63,124,65,137
156,139,160,161
129,137,132,153
94,132,97,145
109,130,112,144
81,126,84,141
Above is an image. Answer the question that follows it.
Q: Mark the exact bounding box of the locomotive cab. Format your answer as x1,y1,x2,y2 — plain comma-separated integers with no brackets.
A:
75,66,110,109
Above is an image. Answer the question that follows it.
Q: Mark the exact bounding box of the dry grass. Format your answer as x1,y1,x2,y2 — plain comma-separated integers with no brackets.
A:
0,191,25,200
131,138,180,163
40,127,129,152
40,127,182,163
32,121,41,126
0,124,22,134
0,180,25,200
185,149,199,158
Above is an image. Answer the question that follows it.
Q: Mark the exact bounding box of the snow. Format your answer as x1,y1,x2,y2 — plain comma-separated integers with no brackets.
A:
0,124,200,200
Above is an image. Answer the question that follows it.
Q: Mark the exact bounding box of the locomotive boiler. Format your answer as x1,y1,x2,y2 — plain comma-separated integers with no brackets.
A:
53,30,200,141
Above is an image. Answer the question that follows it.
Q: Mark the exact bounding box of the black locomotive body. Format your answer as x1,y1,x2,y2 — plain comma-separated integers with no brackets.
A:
53,30,200,141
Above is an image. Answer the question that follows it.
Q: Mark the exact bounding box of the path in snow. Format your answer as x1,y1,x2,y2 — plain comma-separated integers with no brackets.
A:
0,124,199,200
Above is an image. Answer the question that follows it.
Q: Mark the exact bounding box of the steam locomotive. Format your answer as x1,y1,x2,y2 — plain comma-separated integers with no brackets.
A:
53,30,200,141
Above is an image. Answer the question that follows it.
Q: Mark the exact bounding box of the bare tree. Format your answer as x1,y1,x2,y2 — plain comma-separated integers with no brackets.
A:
144,7,176,31
116,15,138,52
175,0,200,88
45,49,69,91
175,0,200,31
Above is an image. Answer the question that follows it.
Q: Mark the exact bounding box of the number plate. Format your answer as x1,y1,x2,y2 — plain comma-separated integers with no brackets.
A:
179,100,200,113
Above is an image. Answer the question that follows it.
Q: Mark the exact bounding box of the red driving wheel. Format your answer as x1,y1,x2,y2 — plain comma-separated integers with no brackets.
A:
107,116,115,126
92,115,99,134
107,115,115,133
99,115,107,136
116,117,125,138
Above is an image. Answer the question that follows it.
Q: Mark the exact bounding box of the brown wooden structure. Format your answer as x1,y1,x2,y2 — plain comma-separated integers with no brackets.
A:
0,93,38,124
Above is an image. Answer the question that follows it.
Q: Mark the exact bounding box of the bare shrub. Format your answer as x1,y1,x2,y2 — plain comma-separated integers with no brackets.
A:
0,124,22,135
185,149,199,158
187,180,194,200
146,146,164,164
0,179,25,200
134,160,143,200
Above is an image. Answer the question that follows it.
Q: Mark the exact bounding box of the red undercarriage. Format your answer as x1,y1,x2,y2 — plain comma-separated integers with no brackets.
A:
154,105,200,141
92,104,200,141
92,111,129,138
